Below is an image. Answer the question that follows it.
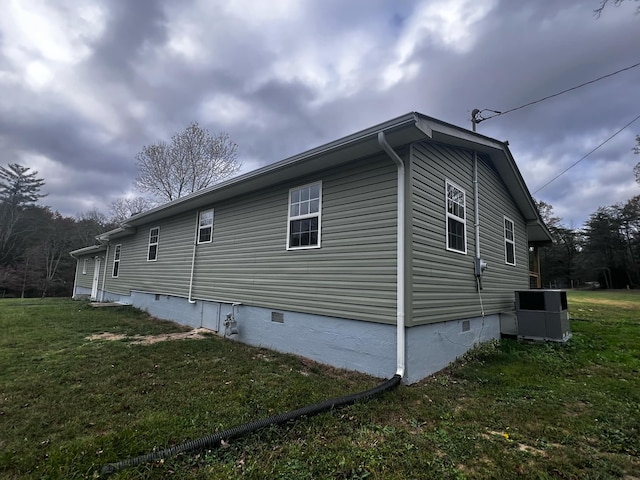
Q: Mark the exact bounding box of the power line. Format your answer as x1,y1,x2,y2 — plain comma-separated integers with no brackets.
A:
472,60,640,125
532,112,640,194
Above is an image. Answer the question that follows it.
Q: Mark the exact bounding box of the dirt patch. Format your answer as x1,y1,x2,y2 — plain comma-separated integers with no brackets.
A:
86,328,214,344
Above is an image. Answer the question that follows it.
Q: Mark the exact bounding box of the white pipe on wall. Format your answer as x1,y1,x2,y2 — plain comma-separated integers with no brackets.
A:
377,131,406,379
187,211,200,304
473,151,481,260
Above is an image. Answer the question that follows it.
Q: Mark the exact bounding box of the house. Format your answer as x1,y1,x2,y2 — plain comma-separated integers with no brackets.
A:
70,112,552,384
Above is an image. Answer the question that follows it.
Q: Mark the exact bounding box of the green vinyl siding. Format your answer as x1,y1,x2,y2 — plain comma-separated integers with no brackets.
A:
74,255,98,289
409,142,527,326
191,154,398,324
475,155,529,309
105,154,399,324
410,142,478,325
103,214,194,297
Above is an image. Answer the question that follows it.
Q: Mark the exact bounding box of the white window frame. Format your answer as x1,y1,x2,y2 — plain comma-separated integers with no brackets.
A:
197,209,214,244
445,180,467,254
82,258,88,275
504,216,516,266
286,181,322,250
147,227,159,261
112,244,121,278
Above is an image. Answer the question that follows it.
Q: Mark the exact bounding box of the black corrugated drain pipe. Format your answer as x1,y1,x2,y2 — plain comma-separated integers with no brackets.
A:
101,374,401,477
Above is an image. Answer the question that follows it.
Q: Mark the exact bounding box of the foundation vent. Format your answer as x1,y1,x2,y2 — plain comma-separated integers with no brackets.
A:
271,312,284,323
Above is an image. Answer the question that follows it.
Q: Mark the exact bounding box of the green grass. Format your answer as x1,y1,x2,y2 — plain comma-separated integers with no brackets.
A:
0,292,638,479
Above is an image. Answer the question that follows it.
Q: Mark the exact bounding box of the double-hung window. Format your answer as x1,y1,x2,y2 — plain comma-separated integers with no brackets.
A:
287,182,321,249
504,216,516,265
198,209,214,243
112,245,121,277
445,180,467,254
148,227,159,261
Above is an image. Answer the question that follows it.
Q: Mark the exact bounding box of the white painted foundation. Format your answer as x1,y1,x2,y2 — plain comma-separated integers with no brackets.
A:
75,287,500,384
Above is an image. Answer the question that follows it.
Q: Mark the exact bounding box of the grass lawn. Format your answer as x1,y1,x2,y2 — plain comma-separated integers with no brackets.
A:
0,292,638,479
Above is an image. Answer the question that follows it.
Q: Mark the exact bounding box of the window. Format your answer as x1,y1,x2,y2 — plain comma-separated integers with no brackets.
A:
504,216,516,265
112,245,121,277
82,259,88,275
198,209,214,243
148,227,159,261
287,182,321,249
445,180,467,253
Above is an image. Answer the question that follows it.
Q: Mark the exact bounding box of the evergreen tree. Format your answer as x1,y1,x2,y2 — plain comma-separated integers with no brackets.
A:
0,163,46,206
0,164,46,266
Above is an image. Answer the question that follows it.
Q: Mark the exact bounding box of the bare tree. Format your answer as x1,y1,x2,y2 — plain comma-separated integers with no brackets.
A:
135,122,240,203
594,0,640,17
75,208,116,246
108,196,156,223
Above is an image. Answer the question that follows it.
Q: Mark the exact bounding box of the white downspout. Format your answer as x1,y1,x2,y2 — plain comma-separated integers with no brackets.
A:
100,243,109,302
187,211,199,304
377,131,405,379
70,255,79,299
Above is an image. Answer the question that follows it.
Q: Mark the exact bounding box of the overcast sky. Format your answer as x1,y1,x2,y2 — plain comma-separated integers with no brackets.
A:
1,0,638,228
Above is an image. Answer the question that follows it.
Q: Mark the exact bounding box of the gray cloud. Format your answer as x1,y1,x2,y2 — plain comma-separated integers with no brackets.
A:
0,0,637,228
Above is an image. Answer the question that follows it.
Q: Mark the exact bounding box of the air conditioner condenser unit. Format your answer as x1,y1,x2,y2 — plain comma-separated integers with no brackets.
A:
515,290,571,343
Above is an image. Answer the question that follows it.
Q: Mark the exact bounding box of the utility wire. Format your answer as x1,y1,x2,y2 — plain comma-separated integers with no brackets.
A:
474,60,640,124
533,112,640,194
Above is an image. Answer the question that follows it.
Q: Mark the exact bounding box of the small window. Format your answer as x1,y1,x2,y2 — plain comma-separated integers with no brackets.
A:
82,259,88,275
148,227,159,261
287,182,322,249
198,209,214,243
445,180,467,254
504,216,516,265
112,245,121,277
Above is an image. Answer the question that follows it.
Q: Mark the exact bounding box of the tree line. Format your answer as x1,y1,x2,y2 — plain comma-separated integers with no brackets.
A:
537,195,640,289
538,134,640,288
0,122,239,298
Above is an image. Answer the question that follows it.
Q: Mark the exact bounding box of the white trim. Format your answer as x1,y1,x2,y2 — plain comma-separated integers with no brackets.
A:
504,216,516,266
286,181,322,250
112,244,122,278
445,179,467,254
147,226,159,261
197,209,214,244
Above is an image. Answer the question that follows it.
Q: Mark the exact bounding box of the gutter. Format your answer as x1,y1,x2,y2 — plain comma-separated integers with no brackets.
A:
377,131,406,379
